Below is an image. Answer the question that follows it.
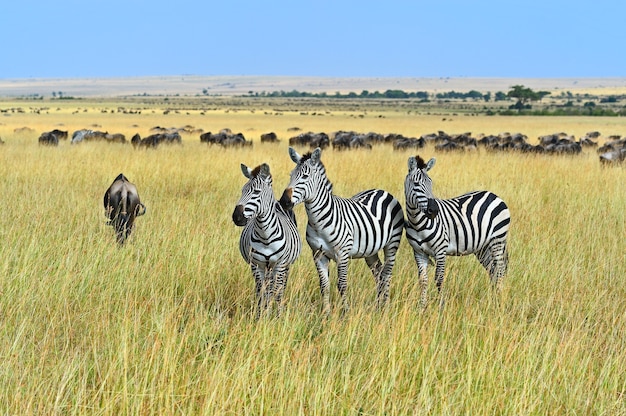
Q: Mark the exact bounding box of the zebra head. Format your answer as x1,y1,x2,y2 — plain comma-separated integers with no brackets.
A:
405,156,439,219
280,147,325,209
232,163,274,226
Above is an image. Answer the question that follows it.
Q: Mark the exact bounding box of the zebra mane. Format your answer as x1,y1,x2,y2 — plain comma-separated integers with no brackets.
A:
251,165,262,177
299,151,332,193
250,163,270,179
415,155,427,169
300,151,325,168
300,152,313,163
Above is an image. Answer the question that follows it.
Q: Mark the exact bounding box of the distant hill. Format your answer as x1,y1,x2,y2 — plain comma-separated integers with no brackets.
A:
1,75,625,98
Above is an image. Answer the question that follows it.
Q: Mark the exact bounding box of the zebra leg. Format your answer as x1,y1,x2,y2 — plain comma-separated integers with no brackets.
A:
365,255,385,306
336,255,350,314
313,250,332,315
273,265,289,317
414,251,430,309
263,265,275,315
377,242,399,307
365,255,383,282
434,253,447,291
476,246,492,276
489,240,508,292
251,264,265,319
434,253,448,311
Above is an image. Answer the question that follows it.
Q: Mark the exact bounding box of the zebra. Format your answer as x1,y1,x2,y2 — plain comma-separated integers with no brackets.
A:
232,163,302,318
404,155,511,308
280,147,405,314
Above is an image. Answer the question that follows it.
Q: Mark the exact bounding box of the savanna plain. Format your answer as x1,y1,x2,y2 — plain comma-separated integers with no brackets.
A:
1,93,625,415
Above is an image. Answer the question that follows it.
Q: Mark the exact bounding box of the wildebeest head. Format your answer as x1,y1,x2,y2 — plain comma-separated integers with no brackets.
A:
405,155,439,219
103,173,146,244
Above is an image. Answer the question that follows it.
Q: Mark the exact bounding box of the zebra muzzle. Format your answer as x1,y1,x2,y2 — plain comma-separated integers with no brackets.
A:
232,205,248,226
279,189,294,210
425,198,439,219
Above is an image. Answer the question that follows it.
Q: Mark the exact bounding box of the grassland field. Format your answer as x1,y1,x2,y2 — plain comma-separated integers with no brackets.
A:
0,95,625,414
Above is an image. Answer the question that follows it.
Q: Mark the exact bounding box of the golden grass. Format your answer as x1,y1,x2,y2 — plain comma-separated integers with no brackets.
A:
0,98,625,414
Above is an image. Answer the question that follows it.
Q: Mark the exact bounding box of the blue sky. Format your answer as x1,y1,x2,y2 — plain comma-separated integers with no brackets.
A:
1,0,624,79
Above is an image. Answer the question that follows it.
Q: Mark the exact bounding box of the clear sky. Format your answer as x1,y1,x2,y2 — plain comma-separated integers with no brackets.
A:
1,0,624,79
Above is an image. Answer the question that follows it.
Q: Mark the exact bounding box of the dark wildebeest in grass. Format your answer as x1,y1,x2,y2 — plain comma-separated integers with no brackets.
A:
260,132,279,143
103,174,146,245
49,129,68,140
38,131,59,146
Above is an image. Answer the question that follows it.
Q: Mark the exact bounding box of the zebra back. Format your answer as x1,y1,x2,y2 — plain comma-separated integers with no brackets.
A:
283,147,404,259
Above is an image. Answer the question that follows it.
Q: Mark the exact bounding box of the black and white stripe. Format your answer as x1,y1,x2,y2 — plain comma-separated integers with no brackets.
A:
280,147,405,314
232,163,302,317
404,155,510,308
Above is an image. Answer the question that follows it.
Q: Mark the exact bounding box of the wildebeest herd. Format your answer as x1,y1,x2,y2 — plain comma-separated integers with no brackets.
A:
30,126,626,165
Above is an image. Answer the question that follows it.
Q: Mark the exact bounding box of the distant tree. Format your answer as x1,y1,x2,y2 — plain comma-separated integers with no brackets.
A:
466,90,483,99
600,96,618,103
584,101,596,115
384,89,409,99
494,91,507,101
536,91,551,102
507,85,550,111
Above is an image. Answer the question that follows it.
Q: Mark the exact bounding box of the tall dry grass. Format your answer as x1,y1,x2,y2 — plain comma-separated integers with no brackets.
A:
0,99,625,414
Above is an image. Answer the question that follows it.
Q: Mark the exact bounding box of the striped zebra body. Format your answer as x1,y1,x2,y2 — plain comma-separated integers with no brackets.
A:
232,163,302,317
404,156,510,308
281,147,404,314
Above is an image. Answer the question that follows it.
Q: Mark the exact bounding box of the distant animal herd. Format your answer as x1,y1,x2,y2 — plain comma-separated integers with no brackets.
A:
4,125,623,165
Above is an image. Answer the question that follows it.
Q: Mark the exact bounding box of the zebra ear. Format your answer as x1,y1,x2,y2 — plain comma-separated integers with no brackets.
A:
311,147,322,164
408,156,417,171
241,163,252,179
426,158,436,171
289,147,301,164
260,163,271,179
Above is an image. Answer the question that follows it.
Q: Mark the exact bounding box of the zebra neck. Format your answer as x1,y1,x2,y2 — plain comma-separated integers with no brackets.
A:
406,204,437,225
252,205,279,236
303,179,334,217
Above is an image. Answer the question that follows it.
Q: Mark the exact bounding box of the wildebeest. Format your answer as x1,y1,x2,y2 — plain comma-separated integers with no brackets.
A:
104,133,126,143
49,129,68,140
132,132,182,148
38,131,59,146
597,137,625,154
103,174,146,244
201,130,251,147
288,131,330,149
393,137,425,151
260,132,279,143
599,149,626,165
331,131,374,150
71,129,107,144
